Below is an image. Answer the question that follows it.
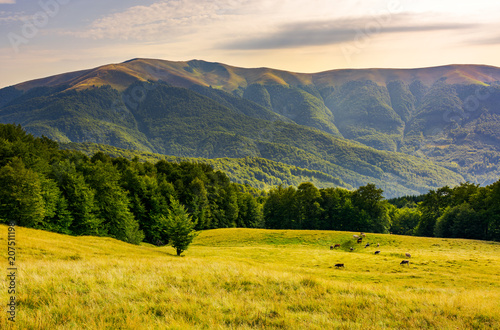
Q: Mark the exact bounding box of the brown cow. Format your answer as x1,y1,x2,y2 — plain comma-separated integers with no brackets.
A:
405,253,411,258
334,244,341,249
335,263,344,268
400,260,410,265
357,238,363,243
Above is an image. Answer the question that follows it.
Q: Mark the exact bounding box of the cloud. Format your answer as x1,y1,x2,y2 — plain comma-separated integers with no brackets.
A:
0,10,28,24
0,0,16,4
466,34,500,46
223,14,478,50
67,0,254,40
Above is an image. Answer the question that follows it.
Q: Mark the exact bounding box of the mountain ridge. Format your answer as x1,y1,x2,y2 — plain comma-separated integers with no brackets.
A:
10,59,500,92
1,58,499,197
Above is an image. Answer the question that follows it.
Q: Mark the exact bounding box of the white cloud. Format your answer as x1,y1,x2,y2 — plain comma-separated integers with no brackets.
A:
0,11,29,24
67,0,258,40
64,0,365,42
0,0,16,4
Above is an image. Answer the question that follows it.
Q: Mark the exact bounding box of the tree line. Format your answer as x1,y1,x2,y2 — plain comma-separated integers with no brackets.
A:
1,124,498,246
389,182,500,241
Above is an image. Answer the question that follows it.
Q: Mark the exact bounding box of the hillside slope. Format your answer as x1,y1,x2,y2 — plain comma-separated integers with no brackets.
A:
3,81,470,197
61,142,351,191
2,59,499,193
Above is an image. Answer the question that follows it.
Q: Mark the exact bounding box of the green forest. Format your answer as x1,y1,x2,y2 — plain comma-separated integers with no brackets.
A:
1,124,498,244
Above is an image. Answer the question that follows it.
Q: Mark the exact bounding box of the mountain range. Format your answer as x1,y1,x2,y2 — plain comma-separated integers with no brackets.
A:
1,58,499,197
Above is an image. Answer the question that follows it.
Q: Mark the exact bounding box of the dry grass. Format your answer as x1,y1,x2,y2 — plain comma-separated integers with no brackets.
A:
1,226,499,329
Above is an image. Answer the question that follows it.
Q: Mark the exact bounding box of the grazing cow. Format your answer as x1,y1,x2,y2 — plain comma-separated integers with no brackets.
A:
155,240,165,247
334,244,341,249
374,250,380,255
335,263,344,268
405,253,411,258
400,260,410,265
377,243,380,247
357,238,363,243
353,235,360,239
360,232,366,237
330,245,333,250
350,247,354,251
365,243,370,248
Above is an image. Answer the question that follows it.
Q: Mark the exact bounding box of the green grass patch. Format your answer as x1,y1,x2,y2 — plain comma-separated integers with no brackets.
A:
1,225,499,329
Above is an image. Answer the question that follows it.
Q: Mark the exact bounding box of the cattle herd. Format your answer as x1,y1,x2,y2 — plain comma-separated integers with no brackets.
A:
331,232,412,269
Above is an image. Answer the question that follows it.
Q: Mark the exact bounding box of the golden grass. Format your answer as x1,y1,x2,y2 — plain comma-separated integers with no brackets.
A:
1,226,499,329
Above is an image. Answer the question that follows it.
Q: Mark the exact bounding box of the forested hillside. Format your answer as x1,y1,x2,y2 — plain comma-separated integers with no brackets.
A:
0,76,471,197
60,142,350,190
1,124,498,243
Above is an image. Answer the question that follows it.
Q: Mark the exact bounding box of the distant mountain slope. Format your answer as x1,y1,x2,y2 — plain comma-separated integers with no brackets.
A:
2,59,500,194
61,142,351,191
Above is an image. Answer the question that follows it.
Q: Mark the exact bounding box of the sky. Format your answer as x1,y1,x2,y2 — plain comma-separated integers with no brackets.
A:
1,0,500,88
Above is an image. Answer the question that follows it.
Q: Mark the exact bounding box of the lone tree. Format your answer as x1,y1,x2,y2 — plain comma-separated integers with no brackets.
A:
166,197,198,256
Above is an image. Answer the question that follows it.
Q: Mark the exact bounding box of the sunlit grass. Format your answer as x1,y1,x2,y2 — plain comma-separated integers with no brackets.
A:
1,226,499,329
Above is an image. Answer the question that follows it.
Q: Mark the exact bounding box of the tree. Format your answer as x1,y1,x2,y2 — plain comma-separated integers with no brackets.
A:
119,165,171,244
51,160,101,236
352,184,390,233
319,188,353,230
187,178,210,230
434,203,485,239
415,186,452,237
85,161,144,244
390,207,421,236
296,182,322,229
263,185,297,229
451,182,479,206
236,192,263,228
0,158,45,226
39,175,73,234
475,182,500,241
166,197,198,256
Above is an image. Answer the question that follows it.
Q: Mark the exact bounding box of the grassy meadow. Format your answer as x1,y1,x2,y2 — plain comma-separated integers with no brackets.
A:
1,225,499,329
